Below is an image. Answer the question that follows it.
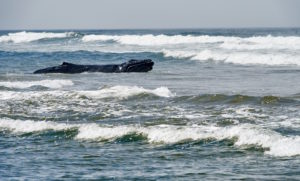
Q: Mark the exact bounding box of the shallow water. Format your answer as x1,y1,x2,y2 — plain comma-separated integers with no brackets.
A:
0,28,300,180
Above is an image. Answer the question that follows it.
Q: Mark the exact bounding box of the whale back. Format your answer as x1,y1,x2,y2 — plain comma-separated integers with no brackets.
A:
34,59,154,74
120,59,154,72
62,62,74,66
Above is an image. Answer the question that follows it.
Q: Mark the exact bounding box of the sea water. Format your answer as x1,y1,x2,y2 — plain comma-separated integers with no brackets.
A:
0,29,300,180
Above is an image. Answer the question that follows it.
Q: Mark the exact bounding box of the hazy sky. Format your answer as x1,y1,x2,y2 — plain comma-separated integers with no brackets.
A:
0,0,300,30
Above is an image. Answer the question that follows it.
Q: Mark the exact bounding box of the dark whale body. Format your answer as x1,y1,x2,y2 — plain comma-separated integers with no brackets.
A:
34,59,154,74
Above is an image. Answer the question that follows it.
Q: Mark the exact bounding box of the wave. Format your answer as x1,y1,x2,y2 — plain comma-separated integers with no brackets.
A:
0,85,173,100
221,35,300,50
1,32,299,48
0,79,74,89
78,86,174,99
0,118,73,133
1,32,300,52
82,34,237,45
0,31,75,43
61,123,300,156
81,34,300,49
162,49,300,66
1,118,299,157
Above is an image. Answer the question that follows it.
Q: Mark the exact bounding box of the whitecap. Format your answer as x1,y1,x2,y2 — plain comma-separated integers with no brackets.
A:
1,118,299,157
162,49,300,66
0,85,174,100
0,118,74,133
82,34,238,45
0,31,75,43
78,86,174,99
76,123,300,157
82,34,300,50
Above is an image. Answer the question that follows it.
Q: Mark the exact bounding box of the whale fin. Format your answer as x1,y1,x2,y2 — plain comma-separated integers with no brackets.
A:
62,62,74,66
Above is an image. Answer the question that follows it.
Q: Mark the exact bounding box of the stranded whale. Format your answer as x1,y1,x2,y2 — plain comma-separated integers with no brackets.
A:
34,59,154,74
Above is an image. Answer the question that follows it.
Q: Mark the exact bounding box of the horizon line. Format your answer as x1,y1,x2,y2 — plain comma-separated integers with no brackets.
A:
1,26,300,31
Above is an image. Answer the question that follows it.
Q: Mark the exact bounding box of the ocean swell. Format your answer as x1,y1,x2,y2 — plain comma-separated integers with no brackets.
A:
0,31,75,43
0,85,174,100
162,49,300,66
81,34,300,50
1,118,299,157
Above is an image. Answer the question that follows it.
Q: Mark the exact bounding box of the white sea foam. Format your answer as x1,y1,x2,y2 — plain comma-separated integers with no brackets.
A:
78,86,174,99
2,32,299,49
1,118,299,157
0,86,174,100
163,49,300,66
75,124,300,157
82,34,300,50
0,80,74,89
76,124,136,140
0,118,74,133
0,31,74,43
82,34,238,45
0,91,64,100
221,35,300,50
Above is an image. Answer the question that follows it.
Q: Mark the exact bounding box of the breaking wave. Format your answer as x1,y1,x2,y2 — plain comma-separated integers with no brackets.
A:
82,34,300,50
162,49,300,66
82,34,236,45
0,31,75,43
1,32,300,67
221,35,300,50
1,118,300,157
78,86,174,99
0,119,73,133
0,85,174,100
0,79,74,89
1,32,299,49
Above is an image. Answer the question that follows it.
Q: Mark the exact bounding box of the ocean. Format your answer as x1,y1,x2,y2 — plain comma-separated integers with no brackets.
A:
0,28,300,180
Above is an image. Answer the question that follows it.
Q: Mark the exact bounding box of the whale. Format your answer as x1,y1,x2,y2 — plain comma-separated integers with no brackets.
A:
34,59,154,74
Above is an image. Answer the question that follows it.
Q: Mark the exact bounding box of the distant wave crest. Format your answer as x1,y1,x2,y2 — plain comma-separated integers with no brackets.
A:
163,49,300,66
82,34,236,45
0,31,75,43
2,32,300,50
1,31,300,67
82,34,300,50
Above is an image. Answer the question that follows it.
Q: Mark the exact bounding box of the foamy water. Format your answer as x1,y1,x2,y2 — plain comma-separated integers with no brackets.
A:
1,31,300,66
1,29,300,180
0,31,75,43
78,86,174,99
82,34,300,49
0,86,173,100
163,49,300,66
1,118,299,157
